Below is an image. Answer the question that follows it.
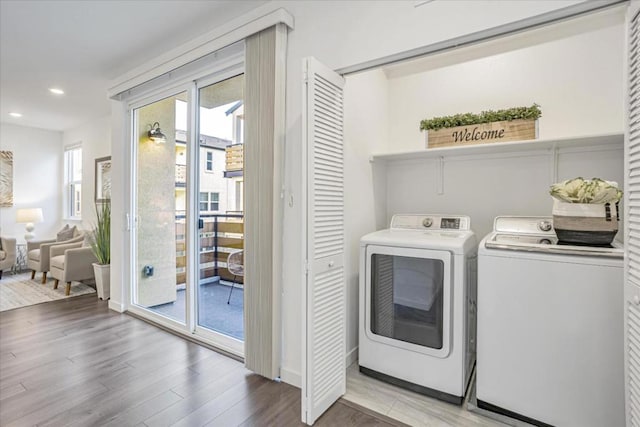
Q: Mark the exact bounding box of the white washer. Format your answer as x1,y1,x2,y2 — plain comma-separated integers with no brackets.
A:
477,216,624,427
359,214,477,404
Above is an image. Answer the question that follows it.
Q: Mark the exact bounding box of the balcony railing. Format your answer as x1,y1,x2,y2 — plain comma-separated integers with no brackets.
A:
175,213,244,286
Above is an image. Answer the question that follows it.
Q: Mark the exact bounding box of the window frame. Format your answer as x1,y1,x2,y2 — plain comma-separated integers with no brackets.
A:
199,191,220,212
205,150,214,172
209,192,219,211
64,144,83,220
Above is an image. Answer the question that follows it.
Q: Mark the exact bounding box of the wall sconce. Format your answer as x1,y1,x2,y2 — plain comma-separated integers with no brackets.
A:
148,122,167,144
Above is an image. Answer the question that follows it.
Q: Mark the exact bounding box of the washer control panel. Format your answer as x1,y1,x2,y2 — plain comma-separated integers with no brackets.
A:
493,216,555,236
391,214,471,231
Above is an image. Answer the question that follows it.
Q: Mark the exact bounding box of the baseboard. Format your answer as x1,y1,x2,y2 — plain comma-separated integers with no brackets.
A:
346,346,358,368
280,366,301,388
108,300,125,313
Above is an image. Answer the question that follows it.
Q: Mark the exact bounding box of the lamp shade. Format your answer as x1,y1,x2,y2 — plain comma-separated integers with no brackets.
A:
16,208,44,224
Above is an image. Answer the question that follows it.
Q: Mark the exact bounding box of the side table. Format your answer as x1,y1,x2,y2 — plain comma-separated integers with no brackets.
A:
11,243,28,274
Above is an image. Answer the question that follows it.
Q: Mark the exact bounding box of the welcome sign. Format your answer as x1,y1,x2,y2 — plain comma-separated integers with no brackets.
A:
426,119,537,149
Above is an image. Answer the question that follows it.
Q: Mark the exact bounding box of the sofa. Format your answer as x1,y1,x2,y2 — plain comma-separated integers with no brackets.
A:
49,241,98,295
27,227,85,283
0,236,17,279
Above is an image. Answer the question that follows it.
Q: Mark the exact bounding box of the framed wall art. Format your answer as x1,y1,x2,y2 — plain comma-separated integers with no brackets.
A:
0,151,13,207
95,156,112,203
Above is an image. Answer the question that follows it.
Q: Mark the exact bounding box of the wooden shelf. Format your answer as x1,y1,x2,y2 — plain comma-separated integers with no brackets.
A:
371,132,624,162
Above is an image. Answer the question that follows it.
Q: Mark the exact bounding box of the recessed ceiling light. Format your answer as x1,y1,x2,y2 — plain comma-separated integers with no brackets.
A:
49,88,65,95
9,112,22,118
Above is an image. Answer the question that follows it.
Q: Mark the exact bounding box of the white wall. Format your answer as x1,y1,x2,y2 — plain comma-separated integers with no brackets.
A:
62,115,112,230
343,68,390,365
0,123,63,240
109,100,127,312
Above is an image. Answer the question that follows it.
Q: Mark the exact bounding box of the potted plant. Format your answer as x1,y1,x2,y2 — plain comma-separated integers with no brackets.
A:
420,104,542,148
90,201,111,300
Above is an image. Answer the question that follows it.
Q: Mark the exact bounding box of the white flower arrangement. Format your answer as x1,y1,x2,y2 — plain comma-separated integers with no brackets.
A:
550,177,622,204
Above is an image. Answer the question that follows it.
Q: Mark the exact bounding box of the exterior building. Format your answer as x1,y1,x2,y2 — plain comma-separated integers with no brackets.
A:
174,102,244,216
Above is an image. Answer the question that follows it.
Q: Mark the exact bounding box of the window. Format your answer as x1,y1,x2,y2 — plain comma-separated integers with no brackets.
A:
199,192,219,211
64,145,82,218
205,151,213,172
199,192,208,211
234,115,244,144
210,192,219,211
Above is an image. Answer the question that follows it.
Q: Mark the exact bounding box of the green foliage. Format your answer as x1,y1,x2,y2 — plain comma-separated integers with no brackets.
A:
420,104,542,131
90,201,110,265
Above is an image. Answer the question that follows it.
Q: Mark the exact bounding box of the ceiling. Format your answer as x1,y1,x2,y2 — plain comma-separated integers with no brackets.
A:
0,0,267,132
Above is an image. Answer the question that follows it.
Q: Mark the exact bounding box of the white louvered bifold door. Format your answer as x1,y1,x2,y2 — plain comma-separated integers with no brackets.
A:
626,5,640,427
301,57,346,425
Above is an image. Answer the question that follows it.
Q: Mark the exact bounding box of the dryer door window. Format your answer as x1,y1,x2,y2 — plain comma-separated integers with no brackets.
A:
371,253,444,350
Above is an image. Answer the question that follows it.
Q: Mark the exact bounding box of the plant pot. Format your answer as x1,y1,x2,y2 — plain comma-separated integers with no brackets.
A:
93,263,110,300
552,200,619,245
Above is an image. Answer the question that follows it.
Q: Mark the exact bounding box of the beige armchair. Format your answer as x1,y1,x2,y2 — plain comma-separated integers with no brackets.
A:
27,230,85,283
49,242,97,296
0,236,17,280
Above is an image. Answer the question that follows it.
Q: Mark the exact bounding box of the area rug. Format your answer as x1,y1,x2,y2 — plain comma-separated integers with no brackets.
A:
0,272,96,312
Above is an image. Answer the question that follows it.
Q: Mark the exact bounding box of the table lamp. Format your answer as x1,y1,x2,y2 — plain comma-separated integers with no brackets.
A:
16,208,44,241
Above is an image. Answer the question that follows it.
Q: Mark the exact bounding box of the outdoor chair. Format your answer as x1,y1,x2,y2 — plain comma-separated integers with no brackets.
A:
227,250,244,304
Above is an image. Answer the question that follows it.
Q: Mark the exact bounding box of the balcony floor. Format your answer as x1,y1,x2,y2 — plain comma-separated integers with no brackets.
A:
149,280,244,341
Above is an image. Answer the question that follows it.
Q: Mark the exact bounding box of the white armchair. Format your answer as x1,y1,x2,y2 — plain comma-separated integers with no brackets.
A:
27,230,84,283
0,236,17,280
49,242,97,295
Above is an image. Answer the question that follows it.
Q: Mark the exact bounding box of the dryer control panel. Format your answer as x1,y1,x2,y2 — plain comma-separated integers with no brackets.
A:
390,214,471,231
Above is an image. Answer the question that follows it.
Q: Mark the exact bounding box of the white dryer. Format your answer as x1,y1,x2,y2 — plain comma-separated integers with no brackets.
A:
359,214,477,404
477,216,624,427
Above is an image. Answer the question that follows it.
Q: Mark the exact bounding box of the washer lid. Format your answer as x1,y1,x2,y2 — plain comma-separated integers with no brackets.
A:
484,216,623,258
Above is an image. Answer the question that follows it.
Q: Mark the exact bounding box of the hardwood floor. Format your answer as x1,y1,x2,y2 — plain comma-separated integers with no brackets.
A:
0,295,401,426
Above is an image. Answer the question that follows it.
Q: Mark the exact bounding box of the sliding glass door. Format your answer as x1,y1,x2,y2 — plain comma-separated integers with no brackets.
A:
130,70,245,356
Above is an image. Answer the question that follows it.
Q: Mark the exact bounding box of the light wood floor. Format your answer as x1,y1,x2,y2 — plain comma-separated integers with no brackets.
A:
0,294,402,426
344,364,507,426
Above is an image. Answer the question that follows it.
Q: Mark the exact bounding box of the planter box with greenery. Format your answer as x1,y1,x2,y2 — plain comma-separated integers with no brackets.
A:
420,104,542,148
90,201,110,300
